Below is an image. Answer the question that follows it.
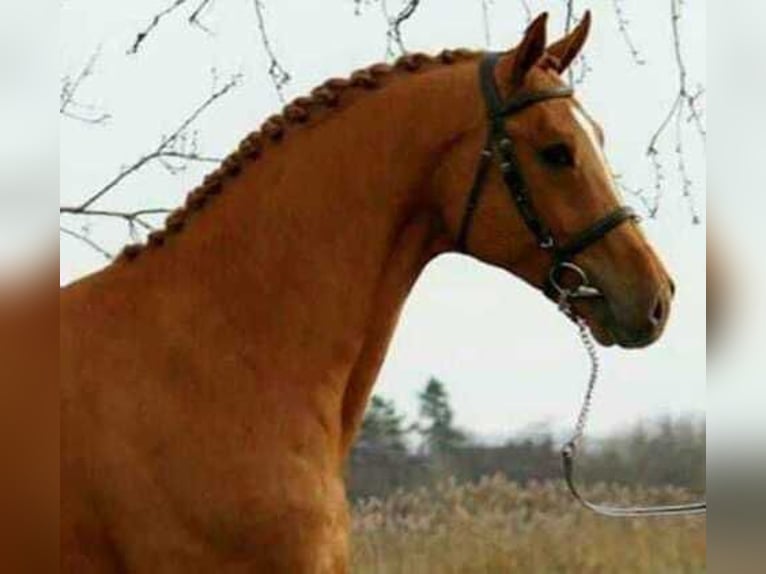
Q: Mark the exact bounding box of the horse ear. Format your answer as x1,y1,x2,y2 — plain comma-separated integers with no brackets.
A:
509,13,549,87
547,10,592,74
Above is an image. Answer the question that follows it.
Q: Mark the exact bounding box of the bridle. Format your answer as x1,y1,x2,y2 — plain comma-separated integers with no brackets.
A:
458,53,706,518
456,52,638,304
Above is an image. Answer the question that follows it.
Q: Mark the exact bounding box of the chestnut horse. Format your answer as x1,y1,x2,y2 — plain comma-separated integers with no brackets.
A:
60,12,675,573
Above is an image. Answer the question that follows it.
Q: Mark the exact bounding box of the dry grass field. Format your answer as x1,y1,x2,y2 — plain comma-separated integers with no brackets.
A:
351,474,706,573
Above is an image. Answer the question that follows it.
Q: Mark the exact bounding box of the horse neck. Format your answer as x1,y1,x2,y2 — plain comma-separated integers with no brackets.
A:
119,61,477,453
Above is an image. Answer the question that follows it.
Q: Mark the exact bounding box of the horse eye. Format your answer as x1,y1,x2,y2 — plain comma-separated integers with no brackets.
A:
539,143,574,168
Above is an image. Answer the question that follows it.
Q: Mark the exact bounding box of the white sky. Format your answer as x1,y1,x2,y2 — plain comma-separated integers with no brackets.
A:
56,0,706,438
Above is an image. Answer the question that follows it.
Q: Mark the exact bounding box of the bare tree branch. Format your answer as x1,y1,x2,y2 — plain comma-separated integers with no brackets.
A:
560,4,593,87
384,0,422,56
564,1,576,85
61,0,705,259
646,94,681,218
674,102,699,224
642,0,705,223
129,0,188,54
129,0,217,55
60,208,172,244
564,0,575,34
61,74,240,215
615,173,654,217
352,0,377,16
60,207,171,224
572,54,592,86
253,0,291,102
670,0,706,142
60,226,114,260
189,0,216,32
612,0,646,65
60,50,111,125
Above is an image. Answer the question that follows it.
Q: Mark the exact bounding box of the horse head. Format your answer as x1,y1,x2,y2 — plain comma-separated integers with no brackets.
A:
438,12,675,348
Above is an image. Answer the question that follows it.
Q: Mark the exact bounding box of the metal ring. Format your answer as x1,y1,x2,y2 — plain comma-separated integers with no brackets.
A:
549,262,589,294
549,262,602,300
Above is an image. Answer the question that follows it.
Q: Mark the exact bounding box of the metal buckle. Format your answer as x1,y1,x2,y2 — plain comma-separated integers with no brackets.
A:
539,236,555,250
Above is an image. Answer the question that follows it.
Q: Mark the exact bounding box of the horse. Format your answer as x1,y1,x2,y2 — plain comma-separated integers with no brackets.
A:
59,11,675,573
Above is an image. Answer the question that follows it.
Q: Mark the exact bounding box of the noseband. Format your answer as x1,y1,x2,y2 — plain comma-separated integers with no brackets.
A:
456,52,638,301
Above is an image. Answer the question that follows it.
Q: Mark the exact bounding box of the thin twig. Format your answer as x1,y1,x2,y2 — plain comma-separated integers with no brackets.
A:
671,0,705,142
129,0,216,55
60,226,114,260
646,95,681,218
253,0,291,102
573,53,592,86
518,0,532,24
642,0,705,223
611,0,646,65
564,0,576,85
60,49,111,125
386,0,422,56
189,0,215,32
614,173,654,217
562,5,591,87
129,0,187,55
60,207,171,221
352,0,376,16
159,151,222,164
62,74,240,214
60,207,172,241
674,97,700,224
380,0,396,58
564,0,575,34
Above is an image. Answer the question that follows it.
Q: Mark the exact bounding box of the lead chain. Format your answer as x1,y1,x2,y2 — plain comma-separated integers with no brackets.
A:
558,294,600,453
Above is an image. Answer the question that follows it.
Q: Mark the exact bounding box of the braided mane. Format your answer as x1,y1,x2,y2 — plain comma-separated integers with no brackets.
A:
118,49,480,262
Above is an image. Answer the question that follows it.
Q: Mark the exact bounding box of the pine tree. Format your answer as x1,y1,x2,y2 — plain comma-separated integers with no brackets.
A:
417,377,466,456
357,395,408,454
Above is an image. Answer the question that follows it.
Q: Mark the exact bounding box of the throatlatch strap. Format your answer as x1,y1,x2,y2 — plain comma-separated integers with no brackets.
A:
456,138,495,252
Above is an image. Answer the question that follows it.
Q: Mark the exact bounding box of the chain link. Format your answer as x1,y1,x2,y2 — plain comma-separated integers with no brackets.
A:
570,316,599,446
558,294,599,453
557,291,706,517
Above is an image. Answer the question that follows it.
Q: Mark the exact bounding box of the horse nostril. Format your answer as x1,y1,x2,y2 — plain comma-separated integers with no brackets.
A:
650,297,666,327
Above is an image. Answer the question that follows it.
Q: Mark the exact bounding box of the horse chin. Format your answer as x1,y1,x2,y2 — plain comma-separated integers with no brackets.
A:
589,321,617,347
565,298,615,347
582,314,617,347
577,299,662,350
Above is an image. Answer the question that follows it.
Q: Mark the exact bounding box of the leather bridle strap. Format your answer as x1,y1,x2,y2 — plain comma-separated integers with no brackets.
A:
456,52,639,299
556,205,637,262
457,53,572,253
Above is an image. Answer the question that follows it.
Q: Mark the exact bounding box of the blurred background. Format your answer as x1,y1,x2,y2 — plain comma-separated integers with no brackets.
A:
0,1,57,274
